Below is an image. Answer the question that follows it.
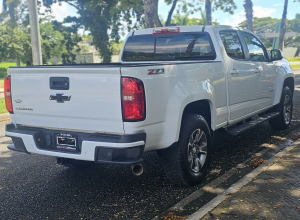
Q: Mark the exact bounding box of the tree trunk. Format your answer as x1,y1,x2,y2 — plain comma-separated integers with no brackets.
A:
153,0,163,27
16,59,21,67
243,0,253,32
8,1,16,27
205,0,212,25
279,0,288,51
143,0,162,28
3,0,8,11
165,0,178,26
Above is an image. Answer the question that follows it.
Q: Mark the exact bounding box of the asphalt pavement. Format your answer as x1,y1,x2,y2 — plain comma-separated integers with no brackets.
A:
0,70,300,220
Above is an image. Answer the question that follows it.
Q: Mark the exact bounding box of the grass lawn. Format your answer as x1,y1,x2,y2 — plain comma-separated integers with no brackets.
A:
0,62,25,78
291,64,300,69
286,57,300,62
0,62,20,69
0,98,8,114
0,79,4,88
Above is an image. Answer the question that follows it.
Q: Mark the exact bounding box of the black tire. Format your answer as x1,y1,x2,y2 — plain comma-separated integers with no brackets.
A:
269,86,293,130
162,114,212,186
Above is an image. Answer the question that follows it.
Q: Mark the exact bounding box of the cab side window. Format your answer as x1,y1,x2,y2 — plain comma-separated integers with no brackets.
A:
242,32,267,61
219,30,245,60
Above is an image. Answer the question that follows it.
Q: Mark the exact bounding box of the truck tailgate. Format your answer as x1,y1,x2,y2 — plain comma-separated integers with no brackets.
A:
9,66,124,134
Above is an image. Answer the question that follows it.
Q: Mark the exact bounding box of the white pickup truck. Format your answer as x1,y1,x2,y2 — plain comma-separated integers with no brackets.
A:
5,25,294,186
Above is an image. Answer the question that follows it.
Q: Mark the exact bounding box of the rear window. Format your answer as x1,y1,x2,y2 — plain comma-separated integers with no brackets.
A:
122,33,215,61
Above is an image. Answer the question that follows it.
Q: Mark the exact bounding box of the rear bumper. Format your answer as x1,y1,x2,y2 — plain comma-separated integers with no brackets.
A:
5,123,146,164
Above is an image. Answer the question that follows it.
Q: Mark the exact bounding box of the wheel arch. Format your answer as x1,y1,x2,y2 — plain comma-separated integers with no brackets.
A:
274,75,295,105
283,77,295,96
178,100,214,139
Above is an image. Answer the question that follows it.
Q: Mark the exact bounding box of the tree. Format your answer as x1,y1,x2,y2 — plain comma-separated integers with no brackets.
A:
279,0,288,51
43,0,144,62
170,10,218,26
284,16,300,49
51,19,82,64
143,0,182,28
177,0,236,25
0,24,30,64
205,0,212,25
143,0,162,28
165,0,178,26
111,41,124,55
239,17,280,48
243,0,253,32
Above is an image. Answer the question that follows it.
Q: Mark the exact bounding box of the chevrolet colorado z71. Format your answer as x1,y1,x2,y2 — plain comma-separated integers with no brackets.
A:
5,25,294,186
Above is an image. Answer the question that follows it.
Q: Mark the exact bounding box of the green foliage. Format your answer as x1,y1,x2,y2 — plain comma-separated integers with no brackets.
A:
0,62,19,69
79,45,90,54
239,17,280,29
1,0,23,27
40,19,68,63
170,9,219,26
111,41,124,55
0,17,81,64
286,56,300,61
43,0,144,63
81,34,93,41
0,98,8,114
176,0,236,24
51,20,82,64
171,14,204,25
0,62,21,78
0,25,30,63
239,17,300,49
1,0,82,65
0,68,7,78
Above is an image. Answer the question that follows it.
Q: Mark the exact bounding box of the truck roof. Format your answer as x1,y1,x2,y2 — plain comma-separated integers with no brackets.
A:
132,25,238,36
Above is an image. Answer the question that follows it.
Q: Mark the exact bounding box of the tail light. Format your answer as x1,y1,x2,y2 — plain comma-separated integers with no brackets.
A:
4,76,13,113
122,77,145,121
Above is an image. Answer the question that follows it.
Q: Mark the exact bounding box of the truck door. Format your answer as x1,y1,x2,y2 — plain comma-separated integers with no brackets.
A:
218,30,257,121
240,31,276,112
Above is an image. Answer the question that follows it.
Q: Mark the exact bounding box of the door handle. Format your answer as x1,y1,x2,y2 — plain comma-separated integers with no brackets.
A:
230,69,239,75
50,77,69,90
254,68,261,74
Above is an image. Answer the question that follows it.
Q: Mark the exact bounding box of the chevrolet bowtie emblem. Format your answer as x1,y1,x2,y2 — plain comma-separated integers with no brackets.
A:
49,93,71,103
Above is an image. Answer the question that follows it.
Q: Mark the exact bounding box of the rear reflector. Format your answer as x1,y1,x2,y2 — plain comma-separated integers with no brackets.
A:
4,76,13,113
122,77,145,121
153,27,180,34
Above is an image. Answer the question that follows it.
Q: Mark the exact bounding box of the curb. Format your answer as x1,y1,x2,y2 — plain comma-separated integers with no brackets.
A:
186,139,300,220
153,135,293,220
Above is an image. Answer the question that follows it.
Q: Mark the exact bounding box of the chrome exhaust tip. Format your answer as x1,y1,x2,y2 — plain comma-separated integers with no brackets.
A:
131,164,143,176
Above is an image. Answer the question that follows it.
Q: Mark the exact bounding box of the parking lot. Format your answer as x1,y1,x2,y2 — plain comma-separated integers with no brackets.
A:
1,70,300,220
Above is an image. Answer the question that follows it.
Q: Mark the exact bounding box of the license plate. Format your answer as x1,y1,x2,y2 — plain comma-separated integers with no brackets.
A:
55,133,77,151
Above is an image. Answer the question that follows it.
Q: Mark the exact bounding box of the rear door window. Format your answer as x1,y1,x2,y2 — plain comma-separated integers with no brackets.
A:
219,30,245,60
122,33,215,61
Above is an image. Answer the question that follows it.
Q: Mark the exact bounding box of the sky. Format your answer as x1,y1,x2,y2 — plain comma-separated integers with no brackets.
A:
1,0,300,32
158,0,300,26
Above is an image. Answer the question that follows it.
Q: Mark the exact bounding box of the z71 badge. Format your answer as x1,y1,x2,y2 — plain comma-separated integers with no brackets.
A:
148,69,164,75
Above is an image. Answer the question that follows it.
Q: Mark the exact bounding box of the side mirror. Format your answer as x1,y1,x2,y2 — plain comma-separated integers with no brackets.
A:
271,49,283,61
